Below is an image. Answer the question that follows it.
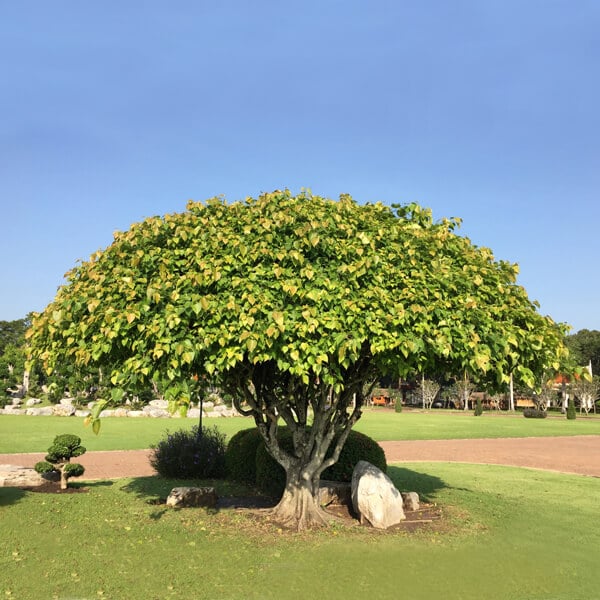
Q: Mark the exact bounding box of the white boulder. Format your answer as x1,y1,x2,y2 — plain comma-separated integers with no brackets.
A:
351,461,405,529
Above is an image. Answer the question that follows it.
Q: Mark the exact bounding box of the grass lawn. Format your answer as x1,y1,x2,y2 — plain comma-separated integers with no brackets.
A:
1,462,597,599
1,410,600,453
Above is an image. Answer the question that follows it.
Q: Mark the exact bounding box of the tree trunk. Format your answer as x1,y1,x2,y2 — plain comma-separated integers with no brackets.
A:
59,467,68,490
270,464,329,531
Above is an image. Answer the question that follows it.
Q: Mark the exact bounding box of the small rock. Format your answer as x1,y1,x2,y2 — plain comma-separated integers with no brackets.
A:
401,491,420,511
318,480,352,506
143,406,171,418
126,410,147,418
166,486,217,508
149,399,169,409
52,404,76,417
25,398,42,407
26,407,54,416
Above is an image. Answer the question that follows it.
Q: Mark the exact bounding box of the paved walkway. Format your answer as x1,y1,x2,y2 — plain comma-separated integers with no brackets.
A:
1,435,599,480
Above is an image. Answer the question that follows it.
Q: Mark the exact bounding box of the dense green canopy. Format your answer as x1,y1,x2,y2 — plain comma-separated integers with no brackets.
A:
29,190,566,394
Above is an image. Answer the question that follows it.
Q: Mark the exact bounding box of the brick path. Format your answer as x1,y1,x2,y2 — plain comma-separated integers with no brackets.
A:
1,435,599,480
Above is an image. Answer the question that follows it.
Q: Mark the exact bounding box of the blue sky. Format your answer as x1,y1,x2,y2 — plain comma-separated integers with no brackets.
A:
1,1,598,332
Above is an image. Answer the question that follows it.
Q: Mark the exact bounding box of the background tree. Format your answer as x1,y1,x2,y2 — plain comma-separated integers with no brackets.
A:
565,329,600,376
453,373,476,411
570,377,600,414
0,317,30,394
27,190,568,529
416,376,441,410
0,318,29,355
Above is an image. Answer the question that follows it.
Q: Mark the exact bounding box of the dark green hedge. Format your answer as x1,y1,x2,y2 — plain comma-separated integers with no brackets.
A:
254,428,387,497
224,427,263,484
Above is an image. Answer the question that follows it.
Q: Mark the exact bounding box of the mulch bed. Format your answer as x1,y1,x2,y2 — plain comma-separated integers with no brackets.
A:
23,481,88,494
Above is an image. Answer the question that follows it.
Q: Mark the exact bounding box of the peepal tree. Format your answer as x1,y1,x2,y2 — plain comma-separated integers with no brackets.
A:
28,190,567,528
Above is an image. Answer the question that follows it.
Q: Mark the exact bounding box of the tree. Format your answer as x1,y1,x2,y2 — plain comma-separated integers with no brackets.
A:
533,372,558,412
0,318,29,355
565,329,600,376
416,376,441,410
455,373,476,411
27,190,568,529
570,377,600,414
34,434,86,489
0,317,30,393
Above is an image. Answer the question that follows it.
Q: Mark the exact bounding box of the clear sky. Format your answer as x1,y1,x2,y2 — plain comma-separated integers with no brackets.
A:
1,1,598,332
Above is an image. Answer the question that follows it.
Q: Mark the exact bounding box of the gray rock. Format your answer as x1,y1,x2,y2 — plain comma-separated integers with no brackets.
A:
0,464,46,488
401,491,420,512
187,408,201,418
26,407,54,416
113,408,129,417
3,407,25,415
201,401,214,411
351,461,405,529
149,399,169,409
318,480,352,506
126,410,147,417
25,398,42,407
52,404,76,417
60,398,74,406
166,486,217,508
143,406,171,418
205,411,223,418
75,409,91,418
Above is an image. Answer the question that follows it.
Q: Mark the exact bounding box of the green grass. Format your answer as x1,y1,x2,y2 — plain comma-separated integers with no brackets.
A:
2,410,600,453
1,462,598,599
354,409,600,441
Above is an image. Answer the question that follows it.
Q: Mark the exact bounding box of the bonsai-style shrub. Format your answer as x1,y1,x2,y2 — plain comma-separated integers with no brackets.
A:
474,397,483,416
34,434,86,489
225,427,263,485
150,425,226,479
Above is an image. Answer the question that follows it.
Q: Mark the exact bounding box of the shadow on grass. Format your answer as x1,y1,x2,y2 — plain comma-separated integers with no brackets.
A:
387,466,448,502
0,487,26,506
120,475,270,519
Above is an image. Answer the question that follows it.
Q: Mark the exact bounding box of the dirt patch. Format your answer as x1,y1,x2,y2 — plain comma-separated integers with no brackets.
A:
23,481,88,494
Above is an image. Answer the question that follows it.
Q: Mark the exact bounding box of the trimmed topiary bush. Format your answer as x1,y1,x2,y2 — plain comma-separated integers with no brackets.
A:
225,427,263,485
34,433,86,490
523,408,548,419
150,425,226,479
255,428,387,498
394,398,402,413
566,397,577,420
474,398,483,416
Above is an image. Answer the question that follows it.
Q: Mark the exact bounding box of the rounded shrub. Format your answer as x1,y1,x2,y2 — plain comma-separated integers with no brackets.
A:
566,398,577,420
150,425,226,479
394,399,402,413
255,428,387,497
523,408,548,419
474,398,483,416
63,463,85,478
225,427,263,484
